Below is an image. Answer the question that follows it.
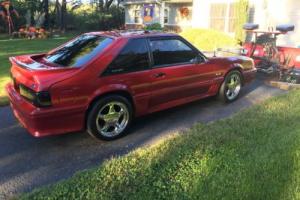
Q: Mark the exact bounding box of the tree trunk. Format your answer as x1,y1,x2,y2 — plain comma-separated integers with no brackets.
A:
43,0,49,29
60,0,67,32
105,0,114,11
55,0,61,29
98,0,104,12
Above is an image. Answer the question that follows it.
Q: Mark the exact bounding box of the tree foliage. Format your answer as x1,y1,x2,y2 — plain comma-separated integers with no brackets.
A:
0,0,124,33
234,0,249,42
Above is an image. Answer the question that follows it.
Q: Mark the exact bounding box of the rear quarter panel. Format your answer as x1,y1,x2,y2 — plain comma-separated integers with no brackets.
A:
49,37,151,117
208,56,256,84
49,38,126,108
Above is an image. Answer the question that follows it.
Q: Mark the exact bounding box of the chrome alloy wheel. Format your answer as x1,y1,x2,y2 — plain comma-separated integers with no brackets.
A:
96,101,129,138
225,73,241,101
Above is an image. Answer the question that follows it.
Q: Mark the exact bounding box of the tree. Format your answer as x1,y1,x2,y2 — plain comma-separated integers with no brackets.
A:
43,0,49,29
60,0,66,31
54,0,81,32
104,0,114,11
92,0,116,12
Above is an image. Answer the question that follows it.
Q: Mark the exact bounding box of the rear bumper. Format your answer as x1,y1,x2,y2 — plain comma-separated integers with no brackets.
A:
6,83,85,137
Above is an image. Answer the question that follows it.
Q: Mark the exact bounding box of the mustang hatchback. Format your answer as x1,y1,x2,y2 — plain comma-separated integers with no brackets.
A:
6,31,256,140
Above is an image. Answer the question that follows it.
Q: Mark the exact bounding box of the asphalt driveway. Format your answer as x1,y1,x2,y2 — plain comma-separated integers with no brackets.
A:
0,76,285,197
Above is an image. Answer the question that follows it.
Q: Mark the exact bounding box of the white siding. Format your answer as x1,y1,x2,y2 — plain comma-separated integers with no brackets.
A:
192,0,237,32
191,0,210,28
251,0,300,47
153,4,161,23
124,0,300,47
125,4,143,24
166,3,193,26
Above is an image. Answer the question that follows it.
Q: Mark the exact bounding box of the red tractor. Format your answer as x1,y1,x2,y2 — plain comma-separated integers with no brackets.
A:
242,23,300,83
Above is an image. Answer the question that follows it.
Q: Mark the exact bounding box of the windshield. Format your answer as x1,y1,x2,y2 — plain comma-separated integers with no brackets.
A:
44,34,113,67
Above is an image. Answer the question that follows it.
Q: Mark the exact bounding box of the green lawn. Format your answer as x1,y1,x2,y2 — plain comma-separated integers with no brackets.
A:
0,36,73,106
180,28,237,51
20,89,300,200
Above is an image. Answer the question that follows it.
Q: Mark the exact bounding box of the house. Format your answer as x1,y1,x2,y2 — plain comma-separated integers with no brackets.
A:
123,0,193,31
122,0,300,47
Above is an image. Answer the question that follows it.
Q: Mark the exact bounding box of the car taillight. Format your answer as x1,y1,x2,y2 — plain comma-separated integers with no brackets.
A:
19,84,52,107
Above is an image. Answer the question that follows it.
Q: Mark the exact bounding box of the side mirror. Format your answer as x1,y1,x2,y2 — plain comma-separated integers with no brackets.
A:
195,54,206,64
192,55,202,64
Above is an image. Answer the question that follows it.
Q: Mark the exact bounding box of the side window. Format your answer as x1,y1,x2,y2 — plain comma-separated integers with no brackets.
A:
106,39,149,74
149,38,198,67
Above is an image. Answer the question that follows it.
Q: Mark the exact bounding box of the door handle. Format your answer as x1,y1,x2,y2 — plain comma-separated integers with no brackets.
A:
153,72,166,78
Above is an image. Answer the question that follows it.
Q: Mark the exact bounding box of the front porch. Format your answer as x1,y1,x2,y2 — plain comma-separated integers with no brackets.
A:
122,0,193,31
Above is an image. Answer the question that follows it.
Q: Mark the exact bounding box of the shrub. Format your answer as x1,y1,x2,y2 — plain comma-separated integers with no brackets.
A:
144,23,163,31
0,2,125,33
180,28,238,51
233,0,249,42
68,5,125,31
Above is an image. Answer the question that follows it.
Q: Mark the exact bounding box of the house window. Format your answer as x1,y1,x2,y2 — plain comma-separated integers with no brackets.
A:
134,10,141,23
210,3,236,33
164,9,169,24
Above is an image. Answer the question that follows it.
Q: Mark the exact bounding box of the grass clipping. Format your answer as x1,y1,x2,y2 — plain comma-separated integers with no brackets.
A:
20,89,300,200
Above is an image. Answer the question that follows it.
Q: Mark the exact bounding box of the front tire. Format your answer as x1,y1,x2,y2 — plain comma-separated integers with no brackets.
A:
87,95,133,141
218,70,242,103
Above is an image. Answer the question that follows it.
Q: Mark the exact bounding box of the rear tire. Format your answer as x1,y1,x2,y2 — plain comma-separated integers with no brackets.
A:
87,95,133,141
218,70,242,103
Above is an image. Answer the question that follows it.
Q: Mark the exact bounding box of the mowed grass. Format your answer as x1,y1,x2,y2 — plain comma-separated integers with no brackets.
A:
0,36,73,106
21,89,300,200
180,28,237,51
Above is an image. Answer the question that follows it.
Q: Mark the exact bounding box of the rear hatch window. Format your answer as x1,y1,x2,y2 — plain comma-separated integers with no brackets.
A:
44,34,113,67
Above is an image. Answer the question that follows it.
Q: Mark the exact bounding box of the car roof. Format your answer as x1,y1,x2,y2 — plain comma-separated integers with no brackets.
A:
86,30,178,39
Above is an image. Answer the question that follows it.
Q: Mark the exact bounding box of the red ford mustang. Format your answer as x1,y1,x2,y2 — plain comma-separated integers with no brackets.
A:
6,31,256,140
